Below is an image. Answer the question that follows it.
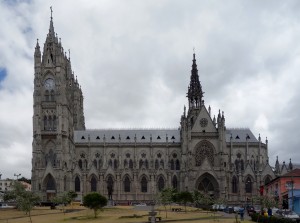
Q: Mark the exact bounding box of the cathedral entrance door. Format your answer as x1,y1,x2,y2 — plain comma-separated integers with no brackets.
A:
196,173,219,199
44,174,56,201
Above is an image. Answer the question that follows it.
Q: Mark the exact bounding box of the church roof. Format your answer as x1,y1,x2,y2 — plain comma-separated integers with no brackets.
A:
74,129,181,143
225,128,258,143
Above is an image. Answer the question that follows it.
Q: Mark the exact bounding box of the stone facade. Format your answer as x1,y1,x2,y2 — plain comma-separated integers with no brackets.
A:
32,16,275,204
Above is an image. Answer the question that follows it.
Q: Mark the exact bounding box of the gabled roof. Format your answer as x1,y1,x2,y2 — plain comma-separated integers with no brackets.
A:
281,168,300,177
226,128,258,143
74,129,181,144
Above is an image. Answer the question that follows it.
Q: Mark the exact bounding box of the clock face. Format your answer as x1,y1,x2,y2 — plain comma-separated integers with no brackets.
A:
200,118,208,127
44,78,55,90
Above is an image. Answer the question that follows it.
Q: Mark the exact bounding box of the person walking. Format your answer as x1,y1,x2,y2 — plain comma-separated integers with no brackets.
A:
239,206,245,221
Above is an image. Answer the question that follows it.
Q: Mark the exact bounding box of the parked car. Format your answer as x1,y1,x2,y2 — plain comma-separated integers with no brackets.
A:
274,209,300,222
233,206,241,213
0,203,16,209
224,206,234,213
218,204,226,211
246,205,255,215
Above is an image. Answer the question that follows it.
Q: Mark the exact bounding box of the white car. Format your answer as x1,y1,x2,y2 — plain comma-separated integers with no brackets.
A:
135,203,147,206
0,203,16,209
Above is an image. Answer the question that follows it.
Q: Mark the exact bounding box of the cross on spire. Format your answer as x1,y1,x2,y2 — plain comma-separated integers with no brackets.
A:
50,6,53,19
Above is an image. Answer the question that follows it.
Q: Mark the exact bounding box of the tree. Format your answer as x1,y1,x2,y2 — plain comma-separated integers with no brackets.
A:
4,181,40,223
83,192,107,218
177,191,194,212
159,188,176,218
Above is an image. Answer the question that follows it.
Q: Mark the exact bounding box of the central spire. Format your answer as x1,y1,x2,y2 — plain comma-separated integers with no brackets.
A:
48,6,55,37
187,53,204,109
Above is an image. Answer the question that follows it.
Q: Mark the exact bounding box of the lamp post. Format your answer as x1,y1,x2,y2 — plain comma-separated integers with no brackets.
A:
14,173,21,180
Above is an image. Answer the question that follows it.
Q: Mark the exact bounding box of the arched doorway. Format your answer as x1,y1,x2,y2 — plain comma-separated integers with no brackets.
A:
44,174,56,201
196,173,219,198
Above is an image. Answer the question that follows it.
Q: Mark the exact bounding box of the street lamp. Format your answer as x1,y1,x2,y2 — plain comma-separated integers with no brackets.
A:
14,173,21,180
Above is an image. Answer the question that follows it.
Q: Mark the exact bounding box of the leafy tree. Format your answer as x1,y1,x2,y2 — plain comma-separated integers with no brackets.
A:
159,188,176,218
4,181,40,223
177,191,194,212
18,177,31,184
67,190,77,203
83,192,107,218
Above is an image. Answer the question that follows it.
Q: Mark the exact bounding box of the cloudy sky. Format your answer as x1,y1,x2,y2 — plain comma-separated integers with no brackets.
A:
1,0,300,179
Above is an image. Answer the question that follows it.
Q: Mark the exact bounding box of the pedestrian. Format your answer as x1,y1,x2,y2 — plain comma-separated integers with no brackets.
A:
239,206,245,221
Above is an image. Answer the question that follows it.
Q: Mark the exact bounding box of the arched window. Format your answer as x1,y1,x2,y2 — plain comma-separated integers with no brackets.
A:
84,159,88,169
44,116,48,130
170,160,174,170
158,176,165,192
64,176,67,191
46,175,56,190
124,160,128,168
241,159,244,171
50,90,55,101
264,176,271,185
141,176,147,193
108,159,112,167
53,115,57,130
172,175,178,190
98,160,102,169
93,159,97,169
145,160,149,169
48,116,52,130
91,176,97,192
139,159,143,169
245,177,252,193
45,90,49,101
124,176,131,192
155,160,159,170
78,160,82,169
160,160,164,169
129,159,133,169
114,159,118,170
232,176,238,193
75,176,80,192
176,159,180,170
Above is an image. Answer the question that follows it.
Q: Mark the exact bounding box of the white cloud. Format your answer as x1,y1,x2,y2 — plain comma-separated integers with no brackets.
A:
1,0,300,178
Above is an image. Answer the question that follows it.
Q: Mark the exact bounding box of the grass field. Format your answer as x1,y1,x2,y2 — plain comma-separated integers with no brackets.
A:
0,205,253,223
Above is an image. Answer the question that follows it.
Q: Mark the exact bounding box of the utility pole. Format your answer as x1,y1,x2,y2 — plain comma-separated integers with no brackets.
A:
14,173,21,180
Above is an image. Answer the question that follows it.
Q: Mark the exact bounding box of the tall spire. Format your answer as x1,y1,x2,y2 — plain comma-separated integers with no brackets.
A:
48,6,55,37
187,52,204,109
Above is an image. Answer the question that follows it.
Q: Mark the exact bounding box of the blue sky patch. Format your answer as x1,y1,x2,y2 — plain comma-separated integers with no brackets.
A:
0,67,7,83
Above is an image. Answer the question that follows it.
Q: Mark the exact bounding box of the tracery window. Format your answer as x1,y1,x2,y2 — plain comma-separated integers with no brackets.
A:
157,176,165,192
264,176,271,185
232,176,238,193
129,159,133,169
195,141,214,166
46,174,56,190
124,176,130,192
175,160,180,170
50,90,55,101
155,160,159,169
91,176,97,192
141,176,147,192
198,177,214,192
45,90,49,101
75,176,80,192
245,177,252,193
78,160,82,169
170,160,174,170
172,175,178,190
93,159,97,169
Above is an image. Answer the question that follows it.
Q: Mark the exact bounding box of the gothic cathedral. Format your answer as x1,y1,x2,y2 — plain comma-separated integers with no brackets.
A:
32,15,276,203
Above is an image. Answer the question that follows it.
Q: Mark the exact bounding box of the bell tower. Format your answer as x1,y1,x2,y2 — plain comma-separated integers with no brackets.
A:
32,8,85,200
